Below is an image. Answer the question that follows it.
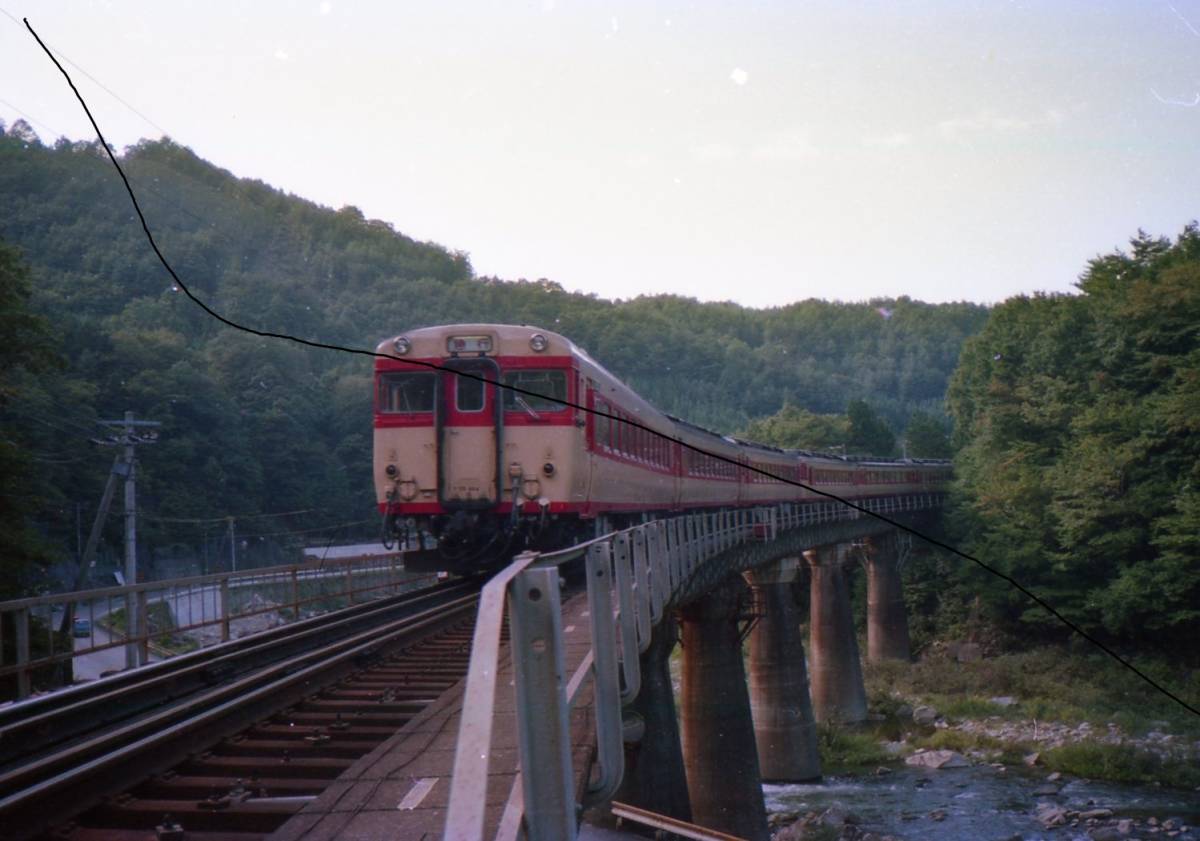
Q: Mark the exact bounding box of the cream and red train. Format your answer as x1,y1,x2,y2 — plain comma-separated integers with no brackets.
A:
374,324,951,571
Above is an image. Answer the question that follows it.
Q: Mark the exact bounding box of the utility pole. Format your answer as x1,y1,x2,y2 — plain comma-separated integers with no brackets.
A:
97,412,160,669
56,452,125,685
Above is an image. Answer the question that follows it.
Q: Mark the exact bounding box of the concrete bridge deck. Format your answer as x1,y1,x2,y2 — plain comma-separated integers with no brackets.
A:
273,591,598,841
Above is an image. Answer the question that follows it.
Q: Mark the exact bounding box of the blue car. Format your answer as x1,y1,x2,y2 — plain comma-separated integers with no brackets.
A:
72,617,92,637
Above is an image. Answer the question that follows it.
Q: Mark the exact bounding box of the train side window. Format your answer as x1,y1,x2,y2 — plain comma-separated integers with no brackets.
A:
378,372,435,413
502,370,568,412
595,399,610,448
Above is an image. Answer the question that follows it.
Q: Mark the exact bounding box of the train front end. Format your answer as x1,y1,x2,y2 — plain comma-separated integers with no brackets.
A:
373,324,586,572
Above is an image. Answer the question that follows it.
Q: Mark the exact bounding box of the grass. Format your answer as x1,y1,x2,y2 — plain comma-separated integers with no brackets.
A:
1041,742,1200,789
860,640,1200,789
938,696,1012,720
816,723,893,772
910,728,1003,752
864,646,1200,739
102,602,198,655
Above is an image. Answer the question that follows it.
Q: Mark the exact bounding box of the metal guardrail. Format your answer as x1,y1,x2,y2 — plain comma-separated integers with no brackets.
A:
0,552,429,699
443,494,943,841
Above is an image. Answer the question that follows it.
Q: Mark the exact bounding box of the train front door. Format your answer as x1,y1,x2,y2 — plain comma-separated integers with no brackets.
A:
438,360,501,508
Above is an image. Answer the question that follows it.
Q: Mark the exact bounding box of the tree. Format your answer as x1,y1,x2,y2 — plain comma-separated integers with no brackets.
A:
740,404,849,451
845,399,896,456
0,240,60,597
904,410,951,458
946,223,1200,651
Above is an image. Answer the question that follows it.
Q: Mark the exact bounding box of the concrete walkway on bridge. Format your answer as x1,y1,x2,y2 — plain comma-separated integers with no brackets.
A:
272,591,600,841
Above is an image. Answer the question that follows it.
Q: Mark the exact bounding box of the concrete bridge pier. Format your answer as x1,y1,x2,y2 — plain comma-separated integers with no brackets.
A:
613,613,692,823
744,559,821,782
805,543,868,723
679,576,769,841
864,532,912,662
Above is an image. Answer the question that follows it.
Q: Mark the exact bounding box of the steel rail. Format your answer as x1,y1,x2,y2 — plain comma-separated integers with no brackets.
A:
0,586,482,838
0,575,476,766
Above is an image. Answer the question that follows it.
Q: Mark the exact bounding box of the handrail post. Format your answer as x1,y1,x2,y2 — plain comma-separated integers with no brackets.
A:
15,607,31,699
584,542,624,806
670,518,683,589
219,576,231,642
647,523,665,624
612,533,641,703
291,568,300,618
510,565,577,841
688,515,700,572
631,530,652,653
136,589,149,664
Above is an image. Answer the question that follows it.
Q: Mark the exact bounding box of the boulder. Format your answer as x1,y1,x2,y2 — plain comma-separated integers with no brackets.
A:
912,705,939,725
1035,804,1069,828
905,749,969,769
989,696,1018,707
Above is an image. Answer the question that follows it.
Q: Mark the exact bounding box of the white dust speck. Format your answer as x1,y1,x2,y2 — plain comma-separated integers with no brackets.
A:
611,16,619,33
541,0,556,11
730,67,749,86
274,48,289,61
319,1,331,14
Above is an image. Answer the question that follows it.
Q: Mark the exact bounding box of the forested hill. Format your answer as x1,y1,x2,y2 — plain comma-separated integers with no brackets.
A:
0,123,986,591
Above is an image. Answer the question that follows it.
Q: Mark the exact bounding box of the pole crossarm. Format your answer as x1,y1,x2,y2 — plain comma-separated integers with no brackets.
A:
442,493,945,841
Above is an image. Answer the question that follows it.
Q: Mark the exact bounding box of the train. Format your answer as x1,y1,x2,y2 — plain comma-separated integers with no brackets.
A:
374,323,951,572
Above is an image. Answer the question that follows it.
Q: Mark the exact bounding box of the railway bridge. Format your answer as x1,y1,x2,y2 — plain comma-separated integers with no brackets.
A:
348,494,940,841
0,494,941,841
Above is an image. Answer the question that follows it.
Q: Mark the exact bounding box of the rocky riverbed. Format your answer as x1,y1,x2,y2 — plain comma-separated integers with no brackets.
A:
769,703,1200,841
767,765,1200,841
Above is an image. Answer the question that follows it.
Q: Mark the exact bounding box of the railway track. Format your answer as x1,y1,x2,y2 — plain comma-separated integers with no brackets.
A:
0,576,485,840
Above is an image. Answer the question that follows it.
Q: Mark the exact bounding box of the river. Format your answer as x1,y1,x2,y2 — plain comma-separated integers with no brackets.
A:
765,764,1200,840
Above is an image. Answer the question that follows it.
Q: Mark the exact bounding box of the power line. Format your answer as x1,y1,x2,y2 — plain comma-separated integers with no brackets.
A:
0,6,167,138
23,16,1199,720
239,519,374,539
137,508,321,524
0,96,63,138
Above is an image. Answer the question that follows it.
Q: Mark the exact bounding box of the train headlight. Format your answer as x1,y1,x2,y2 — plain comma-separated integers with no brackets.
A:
529,333,548,352
542,462,555,477
385,464,398,477
393,336,411,355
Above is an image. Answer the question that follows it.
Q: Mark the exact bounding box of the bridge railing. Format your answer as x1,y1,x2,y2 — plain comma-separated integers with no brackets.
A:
442,493,943,841
0,552,430,700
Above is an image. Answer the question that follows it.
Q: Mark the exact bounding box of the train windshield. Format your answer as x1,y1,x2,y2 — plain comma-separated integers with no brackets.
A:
502,370,568,412
378,372,436,413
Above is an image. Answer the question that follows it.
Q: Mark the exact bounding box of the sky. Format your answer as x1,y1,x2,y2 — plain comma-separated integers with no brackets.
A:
1,1,1197,308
